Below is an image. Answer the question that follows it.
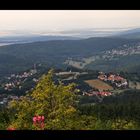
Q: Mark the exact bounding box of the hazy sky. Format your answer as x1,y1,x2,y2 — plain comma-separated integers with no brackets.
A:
0,10,140,32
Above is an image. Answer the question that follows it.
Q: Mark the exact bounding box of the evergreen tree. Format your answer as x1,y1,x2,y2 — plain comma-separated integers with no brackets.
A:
8,69,80,130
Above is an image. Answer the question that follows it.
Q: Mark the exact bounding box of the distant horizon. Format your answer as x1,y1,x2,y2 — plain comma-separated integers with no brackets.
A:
0,26,139,37
0,10,140,37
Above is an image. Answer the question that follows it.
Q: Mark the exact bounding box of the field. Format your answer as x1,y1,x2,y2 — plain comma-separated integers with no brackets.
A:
129,81,140,89
85,79,114,91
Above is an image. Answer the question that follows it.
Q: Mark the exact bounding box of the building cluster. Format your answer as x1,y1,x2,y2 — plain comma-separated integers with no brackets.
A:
98,72,128,88
104,45,140,58
3,69,38,91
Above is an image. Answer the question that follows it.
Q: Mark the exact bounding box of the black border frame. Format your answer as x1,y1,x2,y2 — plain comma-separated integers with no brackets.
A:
0,1,140,139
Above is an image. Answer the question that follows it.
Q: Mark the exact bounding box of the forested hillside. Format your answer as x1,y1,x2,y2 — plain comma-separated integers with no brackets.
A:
0,37,140,76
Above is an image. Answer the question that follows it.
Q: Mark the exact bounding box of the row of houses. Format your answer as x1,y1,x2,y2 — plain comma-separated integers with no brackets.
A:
98,72,128,88
83,91,112,97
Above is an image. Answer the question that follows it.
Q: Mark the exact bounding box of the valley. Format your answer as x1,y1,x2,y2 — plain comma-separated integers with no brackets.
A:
0,36,140,77
1,30,140,106
0,64,139,107
0,27,140,130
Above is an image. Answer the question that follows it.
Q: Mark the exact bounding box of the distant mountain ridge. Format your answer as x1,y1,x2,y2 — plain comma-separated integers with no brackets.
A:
115,28,140,39
0,36,140,76
0,35,81,45
0,27,140,76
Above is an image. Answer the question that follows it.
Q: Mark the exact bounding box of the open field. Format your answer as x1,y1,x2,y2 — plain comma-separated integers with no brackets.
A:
85,79,113,91
129,81,140,89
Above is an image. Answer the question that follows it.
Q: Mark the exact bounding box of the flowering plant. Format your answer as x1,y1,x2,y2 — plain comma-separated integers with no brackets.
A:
33,115,45,130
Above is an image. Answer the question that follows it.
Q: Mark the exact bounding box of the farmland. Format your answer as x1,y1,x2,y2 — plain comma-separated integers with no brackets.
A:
85,79,114,91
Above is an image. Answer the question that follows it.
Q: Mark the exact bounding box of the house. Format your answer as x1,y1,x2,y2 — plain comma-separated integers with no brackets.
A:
108,74,115,81
98,74,107,81
114,75,124,81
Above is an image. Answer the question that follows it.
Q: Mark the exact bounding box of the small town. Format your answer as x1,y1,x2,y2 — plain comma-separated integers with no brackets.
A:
0,65,40,106
2,67,38,91
104,44,140,58
0,68,128,106
54,70,129,100
0,67,130,107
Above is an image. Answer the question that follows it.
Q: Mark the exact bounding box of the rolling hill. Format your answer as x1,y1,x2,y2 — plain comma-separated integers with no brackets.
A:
0,37,140,76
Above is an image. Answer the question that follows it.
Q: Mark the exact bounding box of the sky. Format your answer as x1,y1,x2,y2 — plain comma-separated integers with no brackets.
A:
0,10,140,36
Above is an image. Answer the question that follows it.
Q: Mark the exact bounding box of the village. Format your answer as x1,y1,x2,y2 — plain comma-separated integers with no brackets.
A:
0,65,40,106
54,69,129,100
0,67,129,106
104,44,140,58
82,72,128,99
2,66,38,91
97,72,128,87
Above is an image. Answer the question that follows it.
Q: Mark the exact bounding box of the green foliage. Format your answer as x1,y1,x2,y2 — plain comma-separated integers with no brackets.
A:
78,89,140,130
7,69,80,130
0,108,10,130
1,70,140,130
111,119,137,130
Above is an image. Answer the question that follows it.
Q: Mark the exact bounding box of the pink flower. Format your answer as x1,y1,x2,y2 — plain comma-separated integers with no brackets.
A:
37,116,42,121
33,115,45,128
33,117,37,122
40,122,45,128
41,116,45,121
